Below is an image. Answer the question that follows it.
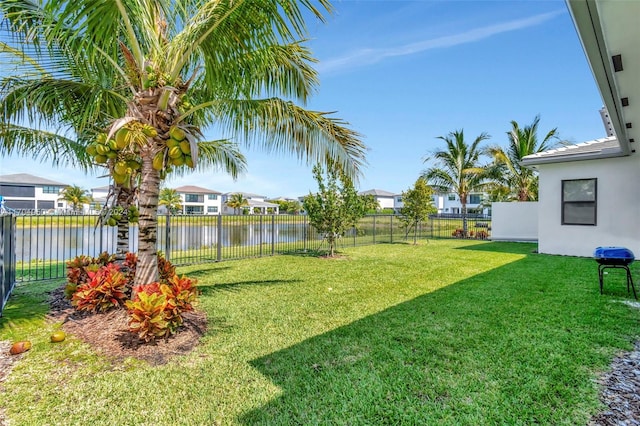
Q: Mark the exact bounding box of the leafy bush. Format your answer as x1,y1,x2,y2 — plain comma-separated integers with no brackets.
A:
66,251,198,341
65,252,116,299
125,275,198,342
452,229,466,238
71,263,129,312
157,254,176,283
167,274,198,312
125,284,172,342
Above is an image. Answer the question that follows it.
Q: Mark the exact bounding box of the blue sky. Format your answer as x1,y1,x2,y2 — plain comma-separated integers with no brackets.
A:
1,0,606,198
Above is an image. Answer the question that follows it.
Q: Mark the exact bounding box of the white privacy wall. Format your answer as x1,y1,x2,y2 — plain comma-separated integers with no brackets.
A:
536,155,640,257
491,202,538,242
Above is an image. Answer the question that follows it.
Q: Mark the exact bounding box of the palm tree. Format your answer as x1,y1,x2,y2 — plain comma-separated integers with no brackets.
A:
0,1,366,287
486,116,558,201
422,130,490,236
58,185,92,213
158,188,183,215
226,193,249,215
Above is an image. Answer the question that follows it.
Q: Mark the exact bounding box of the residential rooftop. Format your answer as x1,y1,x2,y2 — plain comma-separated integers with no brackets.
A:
174,185,222,194
359,189,397,197
520,136,622,166
0,173,67,187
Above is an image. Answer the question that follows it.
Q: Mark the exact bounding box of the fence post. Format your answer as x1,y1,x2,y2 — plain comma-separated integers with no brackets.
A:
390,215,393,243
1,215,16,316
271,215,275,255
303,215,307,251
259,215,263,257
164,214,171,261
373,215,376,245
217,214,222,261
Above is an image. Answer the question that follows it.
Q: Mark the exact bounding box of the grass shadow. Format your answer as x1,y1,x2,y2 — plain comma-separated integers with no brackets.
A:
238,254,638,425
197,279,302,295
456,240,538,255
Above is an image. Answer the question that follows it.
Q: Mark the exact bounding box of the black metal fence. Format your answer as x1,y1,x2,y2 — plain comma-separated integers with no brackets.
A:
2,212,491,288
1,215,16,315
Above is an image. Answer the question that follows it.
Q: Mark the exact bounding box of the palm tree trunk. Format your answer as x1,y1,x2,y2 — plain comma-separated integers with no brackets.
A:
115,185,133,263
135,153,161,287
461,201,468,237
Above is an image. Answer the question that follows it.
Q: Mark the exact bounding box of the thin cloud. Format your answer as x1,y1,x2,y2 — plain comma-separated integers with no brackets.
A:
318,10,564,74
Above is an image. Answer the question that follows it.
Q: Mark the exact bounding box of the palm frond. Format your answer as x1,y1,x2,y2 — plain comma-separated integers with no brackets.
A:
0,123,97,171
214,97,366,181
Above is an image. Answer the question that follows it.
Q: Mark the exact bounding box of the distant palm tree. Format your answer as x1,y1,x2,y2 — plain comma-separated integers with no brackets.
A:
59,185,92,213
158,189,183,215
422,130,490,235
486,116,558,201
226,193,249,215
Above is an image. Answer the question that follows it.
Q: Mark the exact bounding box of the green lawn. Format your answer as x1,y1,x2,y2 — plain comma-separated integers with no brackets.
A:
1,240,638,425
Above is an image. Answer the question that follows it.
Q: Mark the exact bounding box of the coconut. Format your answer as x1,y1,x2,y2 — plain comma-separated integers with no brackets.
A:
179,141,191,154
9,341,31,355
169,126,186,141
85,144,98,156
168,146,182,159
171,155,185,166
115,128,129,149
166,138,180,148
114,161,128,175
152,152,165,171
50,331,66,343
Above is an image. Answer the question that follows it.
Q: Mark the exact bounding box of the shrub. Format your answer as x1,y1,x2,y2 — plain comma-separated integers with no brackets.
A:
167,275,198,312
125,284,173,342
66,251,198,341
125,275,198,342
65,252,116,299
476,230,489,240
452,229,466,238
125,275,197,342
71,263,129,312
157,254,176,283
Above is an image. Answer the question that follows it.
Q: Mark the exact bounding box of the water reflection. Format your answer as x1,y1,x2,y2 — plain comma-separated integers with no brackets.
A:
15,222,312,262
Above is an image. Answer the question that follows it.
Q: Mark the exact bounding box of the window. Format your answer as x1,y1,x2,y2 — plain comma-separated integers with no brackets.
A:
0,185,35,197
562,178,597,225
469,194,481,204
185,205,203,214
42,186,60,194
448,194,456,201
396,197,402,203
38,200,55,210
184,194,203,203
207,194,218,200
207,206,218,213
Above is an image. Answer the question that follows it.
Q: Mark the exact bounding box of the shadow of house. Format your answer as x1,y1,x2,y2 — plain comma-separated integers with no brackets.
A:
239,253,638,425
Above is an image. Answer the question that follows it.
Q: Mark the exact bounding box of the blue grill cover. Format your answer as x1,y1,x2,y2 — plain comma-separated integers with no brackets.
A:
594,246,635,265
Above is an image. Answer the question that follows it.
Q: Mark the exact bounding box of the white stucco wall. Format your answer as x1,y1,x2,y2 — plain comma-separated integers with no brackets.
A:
537,155,640,257
376,196,395,210
491,202,538,242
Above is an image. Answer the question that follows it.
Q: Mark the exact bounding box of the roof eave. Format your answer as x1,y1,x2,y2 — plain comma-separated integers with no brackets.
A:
521,147,625,167
566,0,630,155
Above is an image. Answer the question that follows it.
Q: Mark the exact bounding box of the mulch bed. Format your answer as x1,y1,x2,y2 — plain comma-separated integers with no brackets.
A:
46,286,207,366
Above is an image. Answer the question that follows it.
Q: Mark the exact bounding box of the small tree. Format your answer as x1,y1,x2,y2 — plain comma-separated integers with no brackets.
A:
303,165,366,257
285,200,303,215
361,194,380,213
400,178,436,244
158,188,182,215
226,193,249,215
59,185,92,213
